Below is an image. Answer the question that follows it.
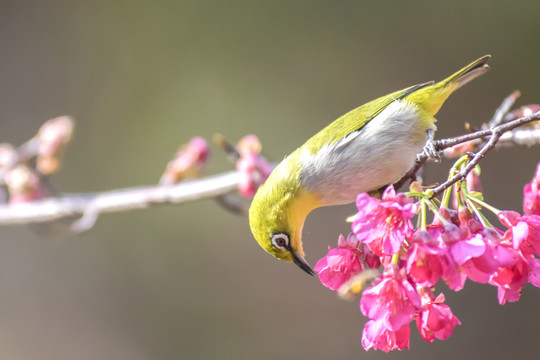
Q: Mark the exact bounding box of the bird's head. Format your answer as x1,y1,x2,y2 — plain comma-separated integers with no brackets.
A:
249,160,320,275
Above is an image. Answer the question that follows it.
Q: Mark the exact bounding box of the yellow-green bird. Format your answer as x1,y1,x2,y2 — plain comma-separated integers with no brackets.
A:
249,55,491,275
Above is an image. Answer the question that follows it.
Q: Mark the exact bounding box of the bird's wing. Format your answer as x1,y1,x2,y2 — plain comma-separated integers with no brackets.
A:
301,81,434,155
361,81,434,125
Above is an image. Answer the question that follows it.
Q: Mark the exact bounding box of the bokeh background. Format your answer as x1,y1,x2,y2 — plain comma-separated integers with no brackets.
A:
1,1,540,359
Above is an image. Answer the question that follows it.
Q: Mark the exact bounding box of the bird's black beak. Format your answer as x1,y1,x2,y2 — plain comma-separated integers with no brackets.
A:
292,251,315,276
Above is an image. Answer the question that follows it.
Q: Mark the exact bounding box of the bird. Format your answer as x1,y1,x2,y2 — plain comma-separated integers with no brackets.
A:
249,55,491,275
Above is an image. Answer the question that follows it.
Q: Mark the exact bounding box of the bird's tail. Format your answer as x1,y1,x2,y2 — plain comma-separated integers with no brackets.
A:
412,55,491,116
440,54,491,91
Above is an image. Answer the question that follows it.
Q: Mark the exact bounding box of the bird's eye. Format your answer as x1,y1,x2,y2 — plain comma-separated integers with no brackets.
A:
271,233,289,250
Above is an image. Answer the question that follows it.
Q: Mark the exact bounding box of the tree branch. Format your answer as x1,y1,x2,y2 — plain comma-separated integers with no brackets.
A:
394,110,540,191
0,170,240,232
1,100,539,232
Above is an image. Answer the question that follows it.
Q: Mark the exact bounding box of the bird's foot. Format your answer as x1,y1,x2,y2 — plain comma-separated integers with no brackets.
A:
423,129,441,162
423,140,441,162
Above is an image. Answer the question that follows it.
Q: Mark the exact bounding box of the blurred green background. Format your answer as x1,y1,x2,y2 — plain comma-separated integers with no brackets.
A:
1,0,540,359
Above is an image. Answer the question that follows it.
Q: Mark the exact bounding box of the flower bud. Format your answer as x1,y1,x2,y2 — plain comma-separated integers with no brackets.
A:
36,116,75,174
0,143,18,169
458,207,473,223
504,104,540,122
159,137,210,185
4,164,45,203
237,134,262,155
235,135,273,198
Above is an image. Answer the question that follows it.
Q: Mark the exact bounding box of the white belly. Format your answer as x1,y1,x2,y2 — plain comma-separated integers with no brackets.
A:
299,100,434,205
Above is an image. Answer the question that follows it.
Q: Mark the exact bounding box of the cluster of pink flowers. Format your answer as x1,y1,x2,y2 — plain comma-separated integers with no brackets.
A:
315,162,540,352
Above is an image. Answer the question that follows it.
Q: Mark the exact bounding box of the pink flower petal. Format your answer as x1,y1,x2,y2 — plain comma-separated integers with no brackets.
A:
529,258,540,288
417,300,461,343
360,266,420,331
362,319,410,352
352,187,415,256
315,237,364,291
499,210,522,228
450,234,486,265
512,221,529,249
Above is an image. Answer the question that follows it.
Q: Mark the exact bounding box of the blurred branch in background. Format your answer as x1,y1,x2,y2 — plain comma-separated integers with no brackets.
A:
0,170,241,232
0,94,539,233
0,120,272,231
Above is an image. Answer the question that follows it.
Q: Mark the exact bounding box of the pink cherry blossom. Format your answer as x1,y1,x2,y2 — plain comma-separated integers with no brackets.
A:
360,265,420,331
314,235,364,291
489,233,540,305
361,319,410,352
430,223,467,291
463,239,519,284
450,233,486,265
363,244,382,269
416,292,461,343
442,218,516,285
440,253,467,291
523,162,540,216
529,258,540,288
451,233,497,284
499,211,540,256
435,208,512,285
489,248,531,304
406,229,445,287
352,186,416,256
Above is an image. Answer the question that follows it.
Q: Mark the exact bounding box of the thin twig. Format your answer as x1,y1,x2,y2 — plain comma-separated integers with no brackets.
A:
487,90,521,128
394,110,540,190
430,110,540,197
214,194,250,216
440,111,540,150
213,133,240,162
430,132,499,197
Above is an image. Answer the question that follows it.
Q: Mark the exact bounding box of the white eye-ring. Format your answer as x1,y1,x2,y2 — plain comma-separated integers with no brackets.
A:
271,233,289,250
